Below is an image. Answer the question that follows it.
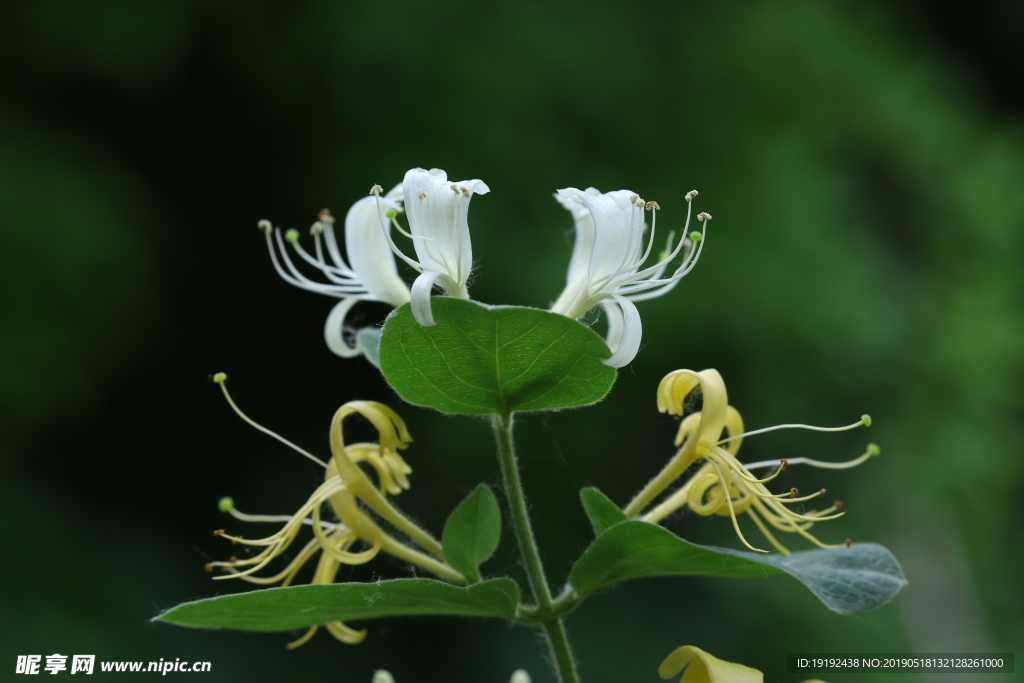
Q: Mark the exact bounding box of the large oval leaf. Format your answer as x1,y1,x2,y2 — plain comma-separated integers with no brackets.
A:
379,298,616,415
569,521,906,614
154,577,520,632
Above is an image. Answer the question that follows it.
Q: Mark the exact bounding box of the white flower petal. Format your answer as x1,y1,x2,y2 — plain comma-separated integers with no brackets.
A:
403,168,488,293
550,192,596,316
323,298,363,357
602,295,642,368
601,297,624,354
344,193,410,306
410,270,444,327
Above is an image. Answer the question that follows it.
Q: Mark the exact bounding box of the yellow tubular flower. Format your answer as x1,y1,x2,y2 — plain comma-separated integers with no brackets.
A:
659,645,763,682
658,645,826,683
206,376,464,648
628,369,877,554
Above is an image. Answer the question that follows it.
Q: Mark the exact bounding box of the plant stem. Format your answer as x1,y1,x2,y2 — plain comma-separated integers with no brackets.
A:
491,413,579,683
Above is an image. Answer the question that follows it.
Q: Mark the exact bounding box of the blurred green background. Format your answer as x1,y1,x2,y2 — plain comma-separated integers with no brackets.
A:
1,1,1021,681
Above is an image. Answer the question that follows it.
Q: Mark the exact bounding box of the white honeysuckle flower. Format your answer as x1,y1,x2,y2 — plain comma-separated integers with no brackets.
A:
259,183,410,358
550,187,708,368
381,168,490,326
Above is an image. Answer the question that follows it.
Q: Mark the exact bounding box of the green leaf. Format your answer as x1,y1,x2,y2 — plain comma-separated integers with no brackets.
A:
580,487,628,536
154,577,520,632
379,297,616,415
569,521,907,614
443,484,502,581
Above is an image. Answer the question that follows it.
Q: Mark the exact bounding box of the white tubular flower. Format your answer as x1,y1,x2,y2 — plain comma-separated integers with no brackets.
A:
550,187,708,368
382,168,490,326
258,184,411,358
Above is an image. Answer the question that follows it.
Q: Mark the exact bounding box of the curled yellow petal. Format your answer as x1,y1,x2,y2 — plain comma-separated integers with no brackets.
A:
658,645,763,683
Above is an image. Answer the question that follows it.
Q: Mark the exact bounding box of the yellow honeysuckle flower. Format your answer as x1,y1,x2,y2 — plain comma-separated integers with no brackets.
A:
627,368,877,554
659,646,826,683
205,374,463,648
659,645,762,682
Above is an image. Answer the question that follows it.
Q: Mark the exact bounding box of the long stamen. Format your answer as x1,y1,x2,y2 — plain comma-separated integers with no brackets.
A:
718,415,871,446
745,444,879,471
706,457,766,553
285,227,360,284
746,507,792,555
212,373,329,469
219,497,338,529
374,189,425,274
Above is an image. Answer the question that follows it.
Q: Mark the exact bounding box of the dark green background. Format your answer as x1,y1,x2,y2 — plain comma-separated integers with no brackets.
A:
1,1,1020,681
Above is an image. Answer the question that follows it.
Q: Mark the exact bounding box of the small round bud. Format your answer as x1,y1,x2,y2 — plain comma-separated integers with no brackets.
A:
867,443,880,456
257,219,273,235
385,208,397,219
861,414,872,427
689,231,702,242
218,496,234,512
212,372,227,384
685,190,698,202
285,228,300,243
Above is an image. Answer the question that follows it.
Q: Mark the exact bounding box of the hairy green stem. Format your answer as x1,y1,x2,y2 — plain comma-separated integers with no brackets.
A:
491,413,579,683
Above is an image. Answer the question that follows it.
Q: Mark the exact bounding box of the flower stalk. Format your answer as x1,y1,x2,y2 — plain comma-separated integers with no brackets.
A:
491,413,579,683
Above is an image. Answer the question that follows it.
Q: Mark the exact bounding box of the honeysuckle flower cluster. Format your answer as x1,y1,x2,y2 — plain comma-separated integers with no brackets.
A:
206,374,464,647
259,167,709,367
549,188,708,367
625,368,877,554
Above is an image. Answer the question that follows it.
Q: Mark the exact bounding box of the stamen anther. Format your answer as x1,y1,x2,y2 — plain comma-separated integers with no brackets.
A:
257,220,273,235
645,200,661,211
309,222,324,236
845,538,852,548
698,212,712,222
213,529,224,536
685,190,698,202
369,185,383,196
